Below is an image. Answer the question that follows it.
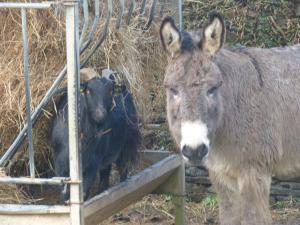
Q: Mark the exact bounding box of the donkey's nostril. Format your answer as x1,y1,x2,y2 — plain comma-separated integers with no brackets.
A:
182,144,209,162
197,144,208,159
182,145,193,159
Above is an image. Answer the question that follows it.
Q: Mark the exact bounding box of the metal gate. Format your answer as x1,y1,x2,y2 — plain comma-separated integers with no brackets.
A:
0,1,184,225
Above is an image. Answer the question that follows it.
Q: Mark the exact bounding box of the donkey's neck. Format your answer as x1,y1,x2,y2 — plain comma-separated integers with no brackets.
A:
212,49,262,153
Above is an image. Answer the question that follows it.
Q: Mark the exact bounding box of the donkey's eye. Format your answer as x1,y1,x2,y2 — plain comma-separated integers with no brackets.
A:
207,81,222,97
170,87,179,96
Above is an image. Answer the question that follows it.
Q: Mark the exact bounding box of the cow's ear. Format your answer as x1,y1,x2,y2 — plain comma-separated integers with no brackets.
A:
160,17,181,56
199,12,225,57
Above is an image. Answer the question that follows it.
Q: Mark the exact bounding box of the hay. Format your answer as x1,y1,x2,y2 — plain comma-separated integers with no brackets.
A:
0,7,66,175
85,16,167,122
0,169,33,203
0,184,32,204
0,1,168,179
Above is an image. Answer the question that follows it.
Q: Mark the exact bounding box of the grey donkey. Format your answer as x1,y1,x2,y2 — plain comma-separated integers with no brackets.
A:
159,12,300,225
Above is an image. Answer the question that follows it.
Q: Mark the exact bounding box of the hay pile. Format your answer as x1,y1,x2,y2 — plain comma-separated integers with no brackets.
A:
0,169,33,204
0,184,32,204
0,8,66,177
0,1,168,180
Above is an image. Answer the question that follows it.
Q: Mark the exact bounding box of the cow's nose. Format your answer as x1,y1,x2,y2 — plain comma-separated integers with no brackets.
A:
94,108,107,123
182,144,209,161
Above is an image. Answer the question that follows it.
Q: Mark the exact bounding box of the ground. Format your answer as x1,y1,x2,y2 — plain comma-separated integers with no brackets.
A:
99,194,300,225
31,122,300,225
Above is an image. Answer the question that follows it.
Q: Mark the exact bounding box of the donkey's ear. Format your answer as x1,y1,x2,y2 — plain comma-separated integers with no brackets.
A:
160,17,181,56
199,12,225,56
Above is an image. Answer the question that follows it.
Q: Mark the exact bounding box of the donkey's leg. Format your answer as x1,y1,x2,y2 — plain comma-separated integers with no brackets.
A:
238,169,272,225
209,171,241,225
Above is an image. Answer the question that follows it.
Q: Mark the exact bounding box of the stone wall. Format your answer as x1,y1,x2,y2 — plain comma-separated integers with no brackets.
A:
186,165,300,202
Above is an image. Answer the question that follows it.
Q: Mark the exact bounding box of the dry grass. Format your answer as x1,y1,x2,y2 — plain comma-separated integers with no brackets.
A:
0,8,66,176
0,184,32,204
184,0,300,47
100,194,219,225
0,1,168,178
0,169,33,204
100,194,300,225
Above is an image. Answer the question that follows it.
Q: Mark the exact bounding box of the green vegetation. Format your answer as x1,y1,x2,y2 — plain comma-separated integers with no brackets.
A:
201,194,218,210
183,0,299,47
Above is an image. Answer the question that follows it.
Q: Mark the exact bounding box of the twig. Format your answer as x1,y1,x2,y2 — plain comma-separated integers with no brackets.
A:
151,202,175,219
267,16,287,40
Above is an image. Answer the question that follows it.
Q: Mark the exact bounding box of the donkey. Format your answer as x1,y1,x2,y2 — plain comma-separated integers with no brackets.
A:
160,12,300,225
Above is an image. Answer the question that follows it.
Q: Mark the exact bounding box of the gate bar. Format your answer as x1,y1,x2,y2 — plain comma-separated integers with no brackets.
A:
81,0,112,68
0,66,66,167
0,2,54,9
178,0,182,30
65,1,84,224
79,0,89,48
80,0,100,52
140,0,147,15
143,0,157,30
0,0,97,166
126,0,135,25
116,0,124,29
21,8,35,178
0,177,67,185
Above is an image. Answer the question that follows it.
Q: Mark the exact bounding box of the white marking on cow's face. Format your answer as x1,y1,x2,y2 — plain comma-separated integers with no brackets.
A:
180,120,210,150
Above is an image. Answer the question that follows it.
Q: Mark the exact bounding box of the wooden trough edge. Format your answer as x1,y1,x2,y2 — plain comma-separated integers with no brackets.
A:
0,205,70,225
0,154,183,225
84,154,182,225
0,204,70,215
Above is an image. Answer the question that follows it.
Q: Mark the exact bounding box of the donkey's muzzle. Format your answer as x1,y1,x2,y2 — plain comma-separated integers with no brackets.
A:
182,144,208,161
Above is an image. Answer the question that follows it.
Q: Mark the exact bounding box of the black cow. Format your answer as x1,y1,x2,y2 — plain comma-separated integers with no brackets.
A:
96,79,141,193
51,75,114,201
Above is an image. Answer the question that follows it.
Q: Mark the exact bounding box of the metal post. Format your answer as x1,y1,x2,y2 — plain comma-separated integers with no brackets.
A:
174,158,185,225
178,0,182,30
116,0,124,29
65,1,84,225
143,0,158,30
0,2,53,9
155,157,186,225
126,0,135,25
21,8,35,178
140,0,147,15
170,0,182,30
79,0,89,48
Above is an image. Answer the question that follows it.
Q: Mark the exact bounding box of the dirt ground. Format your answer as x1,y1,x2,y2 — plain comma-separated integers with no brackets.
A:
31,163,300,225
99,194,300,225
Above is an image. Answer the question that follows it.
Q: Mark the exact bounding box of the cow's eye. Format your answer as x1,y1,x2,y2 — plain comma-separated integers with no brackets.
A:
207,81,222,98
85,89,91,95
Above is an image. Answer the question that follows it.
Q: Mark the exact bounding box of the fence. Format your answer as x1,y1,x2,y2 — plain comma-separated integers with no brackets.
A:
0,1,184,225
